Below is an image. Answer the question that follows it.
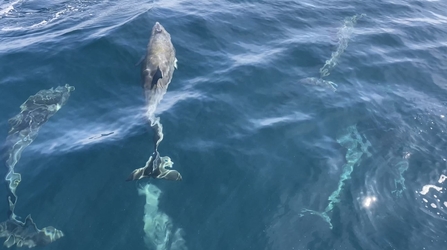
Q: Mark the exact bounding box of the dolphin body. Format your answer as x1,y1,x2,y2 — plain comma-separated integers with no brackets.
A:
127,22,182,182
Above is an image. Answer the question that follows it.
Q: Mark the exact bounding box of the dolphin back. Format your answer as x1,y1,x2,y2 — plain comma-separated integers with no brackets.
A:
142,22,176,101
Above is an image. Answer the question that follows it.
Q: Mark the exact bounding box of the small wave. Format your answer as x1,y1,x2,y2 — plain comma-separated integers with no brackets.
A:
230,46,285,67
0,3,80,32
26,87,199,156
0,0,21,17
29,5,79,29
0,0,153,50
27,105,145,155
249,112,313,129
155,90,203,115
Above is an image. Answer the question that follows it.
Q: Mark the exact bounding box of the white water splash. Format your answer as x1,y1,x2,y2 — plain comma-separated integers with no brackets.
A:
418,173,447,220
0,0,21,17
419,184,443,195
438,174,447,183
1,2,80,32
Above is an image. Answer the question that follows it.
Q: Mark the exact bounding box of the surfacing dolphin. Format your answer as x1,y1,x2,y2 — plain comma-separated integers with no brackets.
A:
141,21,178,124
127,22,182,182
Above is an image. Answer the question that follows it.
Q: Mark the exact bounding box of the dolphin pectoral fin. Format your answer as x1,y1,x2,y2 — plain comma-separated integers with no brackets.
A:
156,169,182,181
150,67,163,89
126,164,155,181
174,58,178,69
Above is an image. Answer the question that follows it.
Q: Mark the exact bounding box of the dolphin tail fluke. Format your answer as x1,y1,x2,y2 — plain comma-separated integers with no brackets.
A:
126,153,157,181
126,167,149,181
0,215,64,248
156,169,182,181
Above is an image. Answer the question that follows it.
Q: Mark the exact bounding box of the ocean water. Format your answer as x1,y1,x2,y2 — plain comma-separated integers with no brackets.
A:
1,0,447,249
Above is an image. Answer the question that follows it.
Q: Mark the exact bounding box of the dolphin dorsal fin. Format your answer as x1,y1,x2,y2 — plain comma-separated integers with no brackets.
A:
150,67,163,89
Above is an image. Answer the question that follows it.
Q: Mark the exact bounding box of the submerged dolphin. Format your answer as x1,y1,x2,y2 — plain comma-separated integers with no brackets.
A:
141,21,178,123
1,85,73,248
127,22,181,182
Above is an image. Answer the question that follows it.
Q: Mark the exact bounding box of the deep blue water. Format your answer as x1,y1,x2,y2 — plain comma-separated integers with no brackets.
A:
1,0,447,249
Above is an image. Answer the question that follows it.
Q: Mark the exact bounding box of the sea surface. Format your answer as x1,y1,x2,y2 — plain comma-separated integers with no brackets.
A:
1,0,447,249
